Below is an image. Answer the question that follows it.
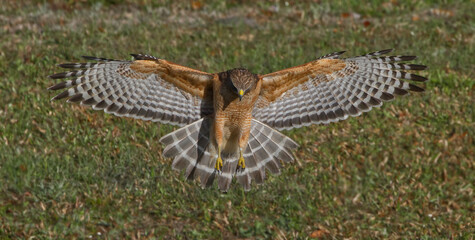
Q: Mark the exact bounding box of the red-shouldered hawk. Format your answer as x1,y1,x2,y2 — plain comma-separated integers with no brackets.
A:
48,49,427,192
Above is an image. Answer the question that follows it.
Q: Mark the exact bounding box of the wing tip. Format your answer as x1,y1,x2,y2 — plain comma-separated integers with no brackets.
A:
81,56,116,61
379,49,394,54
409,83,425,92
47,82,66,90
130,54,158,60
57,63,76,68
408,64,427,70
81,56,97,60
48,73,61,79
398,55,418,61
409,74,428,82
48,72,73,79
50,91,69,101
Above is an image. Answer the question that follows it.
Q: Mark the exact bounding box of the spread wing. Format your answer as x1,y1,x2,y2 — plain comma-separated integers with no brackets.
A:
48,54,215,127
253,49,427,130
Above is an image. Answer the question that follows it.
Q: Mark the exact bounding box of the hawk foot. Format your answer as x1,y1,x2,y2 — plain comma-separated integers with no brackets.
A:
238,154,246,170
215,156,223,172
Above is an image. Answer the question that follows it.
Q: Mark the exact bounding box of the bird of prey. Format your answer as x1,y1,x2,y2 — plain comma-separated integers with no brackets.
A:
48,49,427,192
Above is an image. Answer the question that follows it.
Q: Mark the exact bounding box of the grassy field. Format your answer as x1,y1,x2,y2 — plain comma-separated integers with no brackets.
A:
1,0,473,239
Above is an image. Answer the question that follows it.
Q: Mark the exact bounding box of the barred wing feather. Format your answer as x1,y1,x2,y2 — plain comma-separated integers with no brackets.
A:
48,54,215,127
253,49,427,130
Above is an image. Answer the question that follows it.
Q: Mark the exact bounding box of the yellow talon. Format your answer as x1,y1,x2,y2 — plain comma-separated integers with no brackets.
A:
215,156,223,172
215,147,223,172
238,151,246,169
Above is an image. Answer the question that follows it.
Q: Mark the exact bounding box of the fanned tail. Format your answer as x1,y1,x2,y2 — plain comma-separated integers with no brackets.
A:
160,118,299,192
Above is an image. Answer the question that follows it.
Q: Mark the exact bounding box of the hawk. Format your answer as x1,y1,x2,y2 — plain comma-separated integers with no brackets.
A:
48,49,427,192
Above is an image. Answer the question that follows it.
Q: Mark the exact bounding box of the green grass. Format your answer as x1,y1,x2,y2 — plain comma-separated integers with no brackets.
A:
1,0,473,238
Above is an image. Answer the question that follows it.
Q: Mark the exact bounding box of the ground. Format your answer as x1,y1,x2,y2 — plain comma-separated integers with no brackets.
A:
0,0,473,239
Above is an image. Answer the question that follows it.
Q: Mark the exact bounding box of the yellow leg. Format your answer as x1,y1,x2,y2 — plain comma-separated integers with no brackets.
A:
238,148,246,169
215,146,223,172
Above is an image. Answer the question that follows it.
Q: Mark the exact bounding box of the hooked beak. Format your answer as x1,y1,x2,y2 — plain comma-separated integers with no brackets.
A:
238,89,244,101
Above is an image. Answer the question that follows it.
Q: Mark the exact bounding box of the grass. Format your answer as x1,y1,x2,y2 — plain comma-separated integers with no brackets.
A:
1,0,473,239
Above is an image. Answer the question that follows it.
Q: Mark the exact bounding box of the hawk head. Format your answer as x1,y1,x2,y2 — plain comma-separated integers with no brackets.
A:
223,68,259,101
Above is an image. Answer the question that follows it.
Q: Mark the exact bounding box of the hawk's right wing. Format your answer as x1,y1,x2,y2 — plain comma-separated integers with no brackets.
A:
48,54,215,127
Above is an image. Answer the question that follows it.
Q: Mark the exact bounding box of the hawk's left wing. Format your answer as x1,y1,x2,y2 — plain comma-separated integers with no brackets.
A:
48,54,215,127
253,49,427,130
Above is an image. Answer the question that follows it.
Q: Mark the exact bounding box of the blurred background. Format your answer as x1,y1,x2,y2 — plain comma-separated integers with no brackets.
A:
0,0,473,238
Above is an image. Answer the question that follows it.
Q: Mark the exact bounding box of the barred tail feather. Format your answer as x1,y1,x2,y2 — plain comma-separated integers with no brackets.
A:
217,152,239,191
160,118,299,192
159,118,217,188
236,119,299,191
238,148,264,190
